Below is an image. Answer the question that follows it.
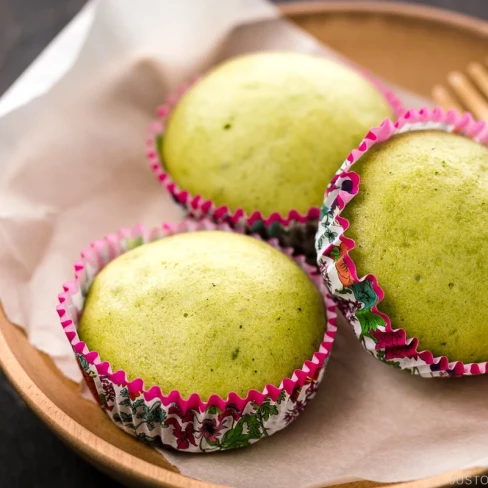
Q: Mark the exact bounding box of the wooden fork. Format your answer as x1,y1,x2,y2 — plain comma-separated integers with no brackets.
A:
432,61,488,121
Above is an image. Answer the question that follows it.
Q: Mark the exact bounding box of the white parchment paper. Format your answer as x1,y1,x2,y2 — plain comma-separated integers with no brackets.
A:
2,1,487,487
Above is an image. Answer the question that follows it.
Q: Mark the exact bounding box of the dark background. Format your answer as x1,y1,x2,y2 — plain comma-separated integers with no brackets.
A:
0,1,487,487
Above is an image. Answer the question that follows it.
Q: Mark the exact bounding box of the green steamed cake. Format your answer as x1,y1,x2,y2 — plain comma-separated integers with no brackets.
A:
78,231,325,400
162,51,394,218
342,130,488,363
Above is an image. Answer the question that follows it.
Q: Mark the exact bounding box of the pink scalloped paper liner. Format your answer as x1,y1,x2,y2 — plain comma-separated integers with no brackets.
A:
146,67,404,232
315,106,488,378
57,218,337,452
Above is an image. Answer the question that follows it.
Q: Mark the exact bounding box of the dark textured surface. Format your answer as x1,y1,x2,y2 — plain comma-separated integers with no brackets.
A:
0,0,87,95
1,1,488,487
392,0,488,19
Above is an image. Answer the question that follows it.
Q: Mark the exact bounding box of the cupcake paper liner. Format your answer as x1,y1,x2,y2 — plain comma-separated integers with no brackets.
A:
58,219,337,452
315,107,488,378
146,66,405,258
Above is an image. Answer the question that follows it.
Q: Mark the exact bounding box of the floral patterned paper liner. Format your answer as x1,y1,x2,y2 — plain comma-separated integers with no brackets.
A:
146,66,404,233
58,219,337,452
315,107,488,378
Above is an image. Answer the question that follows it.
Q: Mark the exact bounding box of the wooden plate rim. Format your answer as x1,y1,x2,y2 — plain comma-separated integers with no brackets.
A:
1,2,488,487
280,0,488,37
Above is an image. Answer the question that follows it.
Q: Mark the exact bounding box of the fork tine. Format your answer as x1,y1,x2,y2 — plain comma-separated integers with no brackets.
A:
467,62,488,100
447,71,488,121
432,84,464,113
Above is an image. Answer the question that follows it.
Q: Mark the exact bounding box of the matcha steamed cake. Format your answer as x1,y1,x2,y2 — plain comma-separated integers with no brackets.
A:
342,130,488,363
78,231,325,400
162,51,394,217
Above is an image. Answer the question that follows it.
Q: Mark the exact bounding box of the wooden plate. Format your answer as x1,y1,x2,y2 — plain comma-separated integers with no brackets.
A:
1,2,488,487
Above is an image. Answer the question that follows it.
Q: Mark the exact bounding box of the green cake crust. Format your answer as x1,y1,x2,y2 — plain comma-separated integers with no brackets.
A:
78,231,326,400
342,130,488,363
162,51,393,218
